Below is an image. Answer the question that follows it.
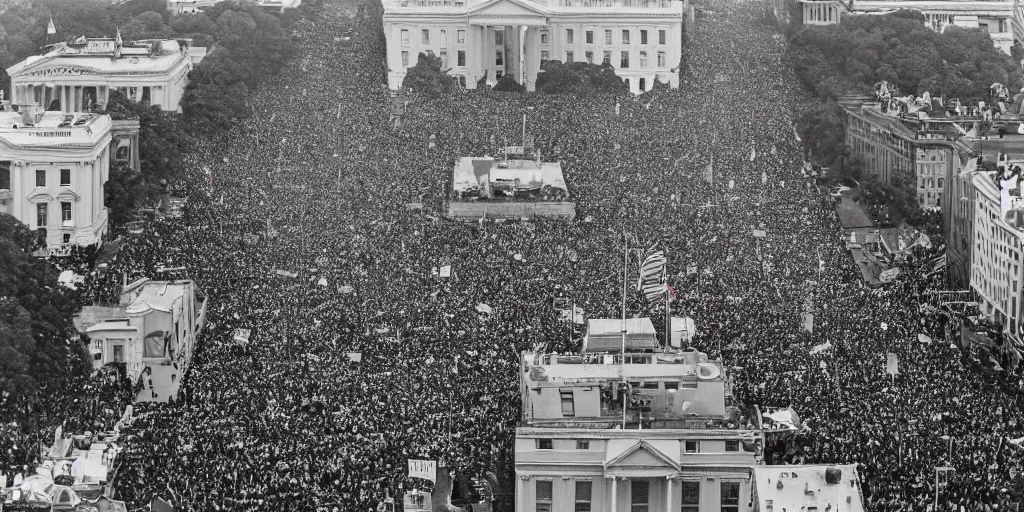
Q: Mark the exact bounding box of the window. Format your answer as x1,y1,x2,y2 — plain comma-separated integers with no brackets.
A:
37,203,48,228
622,30,630,44
721,482,740,512
402,51,410,67
639,51,648,68
537,439,553,450
60,169,70,186
536,481,553,512
422,29,430,44
401,29,409,45
585,51,593,63
440,50,448,68
657,51,666,67
685,440,699,453
681,481,700,512
62,233,70,244
620,51,629,68
541,31,549,44
36,170,46,187
458,50,466,66
639,78,646,92
496,30,504,45
141,87,151,103
496,50,503,66
642,381,659,390
640,29,648,44
541,50,550,60
603,51,611,65
458,30,466,43
566,51,574,63
0,162,10,190
659,29,666,44
440,29,447,46
664,381,679,390
585,30,594,44
566,29,574,45
61,202,71,223
630,480,649,512
113,345,124,363
575,481,593,512
725,440,740,452
561,391,575,415
603,30,612,45
575,440,589,450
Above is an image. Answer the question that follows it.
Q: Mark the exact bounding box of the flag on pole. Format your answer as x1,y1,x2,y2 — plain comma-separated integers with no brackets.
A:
666,283,676,300
47,16,56,35
637,249,668,301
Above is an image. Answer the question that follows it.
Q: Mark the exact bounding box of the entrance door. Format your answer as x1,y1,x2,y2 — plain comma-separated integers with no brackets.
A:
630,479,649,512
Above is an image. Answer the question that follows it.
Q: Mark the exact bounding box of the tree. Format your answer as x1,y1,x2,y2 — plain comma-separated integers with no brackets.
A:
180,49,250,130
121,11,167,41
105,161,157,229
492,75,525,93
535,61,628,94
401,52,454,96
797,100,846,166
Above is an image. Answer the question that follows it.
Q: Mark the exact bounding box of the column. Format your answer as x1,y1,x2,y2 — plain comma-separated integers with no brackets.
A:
78,86,84,112
665,477,672,512
481,25,490,82
610,477,617,512
516,474,524,510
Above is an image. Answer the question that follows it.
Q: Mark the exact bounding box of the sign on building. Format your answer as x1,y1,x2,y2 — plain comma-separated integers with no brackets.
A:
408,459,436,483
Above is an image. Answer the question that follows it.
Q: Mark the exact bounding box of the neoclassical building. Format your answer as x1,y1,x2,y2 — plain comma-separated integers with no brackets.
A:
0,108,112,254
382,0,687,93
6,37,206,113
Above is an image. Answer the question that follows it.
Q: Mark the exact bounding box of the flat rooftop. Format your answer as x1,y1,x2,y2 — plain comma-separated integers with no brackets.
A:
0,111,111,147
7,38,201,78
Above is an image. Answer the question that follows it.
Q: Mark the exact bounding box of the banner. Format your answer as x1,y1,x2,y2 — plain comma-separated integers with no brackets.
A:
408,459,436,483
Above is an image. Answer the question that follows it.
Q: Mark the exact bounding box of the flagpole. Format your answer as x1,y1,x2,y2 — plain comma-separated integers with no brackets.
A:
621,233,628,429
664,265,671,351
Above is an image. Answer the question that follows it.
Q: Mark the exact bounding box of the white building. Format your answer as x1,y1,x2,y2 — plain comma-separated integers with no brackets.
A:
970,166,1024,337
76,278,208,403
0,108,112,254
168,0,302,14
382,0,687,94
791,0,1016,55
6,37,207,113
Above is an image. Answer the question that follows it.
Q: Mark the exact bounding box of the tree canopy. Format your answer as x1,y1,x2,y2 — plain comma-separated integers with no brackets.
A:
535,61,628,95
401,52,455,96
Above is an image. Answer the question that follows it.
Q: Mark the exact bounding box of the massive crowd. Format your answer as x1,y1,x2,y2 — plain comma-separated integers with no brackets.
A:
4,0,1024,510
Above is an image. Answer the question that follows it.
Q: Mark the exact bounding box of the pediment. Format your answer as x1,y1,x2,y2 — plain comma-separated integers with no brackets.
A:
16,63,104,79
468,0,549,18
604,440,680,470
27,189,54,202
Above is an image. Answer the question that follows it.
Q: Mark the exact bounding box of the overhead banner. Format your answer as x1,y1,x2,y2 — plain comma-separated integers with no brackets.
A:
886,353,899,375
408,459,436,483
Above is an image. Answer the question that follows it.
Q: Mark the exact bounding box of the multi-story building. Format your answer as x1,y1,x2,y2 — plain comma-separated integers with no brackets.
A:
970,165,1024,338
75,277,209,403
515,349,763,512
6,37,206,113
381,0,688,93
778,0,1016,55
942,157,979,290
0,108,112,254
840,96,975,204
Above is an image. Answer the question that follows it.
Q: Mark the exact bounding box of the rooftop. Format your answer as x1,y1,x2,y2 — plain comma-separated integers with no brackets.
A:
383,0,681,14
6,37,201,78
753,465,866,512
0,110,111,148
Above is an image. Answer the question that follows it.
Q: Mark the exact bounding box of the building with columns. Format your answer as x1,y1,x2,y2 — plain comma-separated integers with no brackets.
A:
780,0,1017,55
6,37,207,114
382,0,687,94
515,350,763,512
0,108,112,255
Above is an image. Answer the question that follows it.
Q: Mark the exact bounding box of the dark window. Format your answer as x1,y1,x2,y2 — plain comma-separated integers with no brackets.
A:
642,382,659,390
721,482,740,512
458,51,466,66
575,440,590,450
725,440,740,452
537,439,553,450
664,382,679,390
681,481,700,512
561,391,575,416
685,440,699,453
585,31,593,44
575,480,592,512
60,169,70,186
659,30,666,45
640,29,648,44
536,481,553,512
630,480,649,512
0,162,9,189
36,170,46,187
620,51,629,69
37,203,48,227
61,202,72,223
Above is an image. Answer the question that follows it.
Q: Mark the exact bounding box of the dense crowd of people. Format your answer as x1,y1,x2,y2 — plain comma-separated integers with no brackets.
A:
5,0,1024,510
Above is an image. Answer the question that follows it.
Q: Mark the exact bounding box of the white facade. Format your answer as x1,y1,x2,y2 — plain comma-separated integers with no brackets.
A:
383,0,686,94
853,1,1015,55
916,146,948,209
0,109,111,253
970,170,1024,336
6,38,207,113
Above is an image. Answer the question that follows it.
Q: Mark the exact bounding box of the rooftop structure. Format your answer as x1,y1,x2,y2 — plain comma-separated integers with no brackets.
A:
382,0,688,93
449,136,576,220
168,0,303,13
752,465,867,512
6,37,207,113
